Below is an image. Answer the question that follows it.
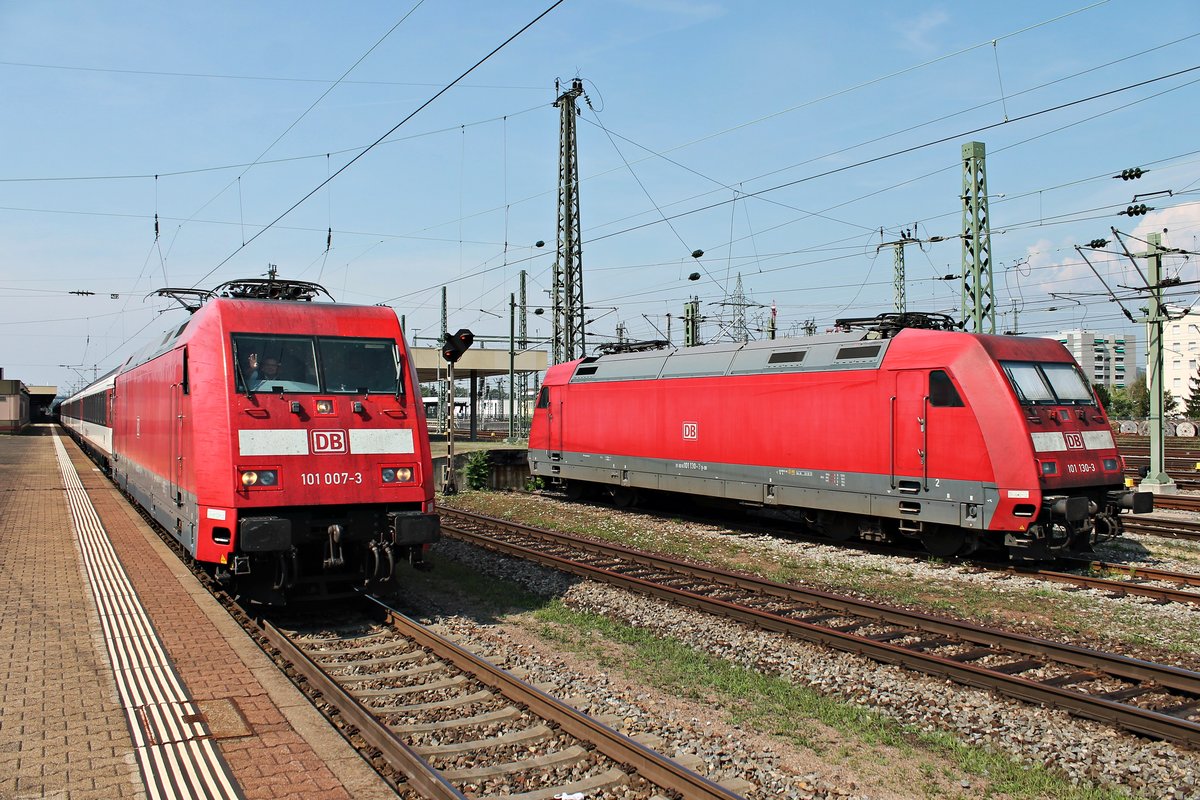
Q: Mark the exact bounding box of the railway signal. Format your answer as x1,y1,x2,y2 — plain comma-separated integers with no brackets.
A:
441,329,475,363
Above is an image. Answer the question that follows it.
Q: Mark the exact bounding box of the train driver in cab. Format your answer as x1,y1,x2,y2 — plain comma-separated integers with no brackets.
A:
247,354,283,386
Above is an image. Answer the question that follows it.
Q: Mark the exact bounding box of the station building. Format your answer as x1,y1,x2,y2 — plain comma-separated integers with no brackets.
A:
0,368,58,433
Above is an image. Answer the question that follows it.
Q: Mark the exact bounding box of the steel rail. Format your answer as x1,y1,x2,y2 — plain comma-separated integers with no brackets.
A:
1015,562,1200,606
1124,517,1200,541
439,508,1200,746
254,618,468,800
1154,495,1200,513
362,595,747,800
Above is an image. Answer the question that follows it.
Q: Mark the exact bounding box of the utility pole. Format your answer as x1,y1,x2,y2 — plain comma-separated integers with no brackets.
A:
508,293,516,440
730,274,750,342
961,141,995,333
1139,231,1178,494
683,297,700,346
552,78,586,363
438,287,448,432
517,270,529,435
876,233,918,314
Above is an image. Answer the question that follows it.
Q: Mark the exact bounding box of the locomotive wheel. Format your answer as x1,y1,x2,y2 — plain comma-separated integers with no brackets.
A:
815,512,856,542
918,525,963,558
565,480,593,502
611,486,639,508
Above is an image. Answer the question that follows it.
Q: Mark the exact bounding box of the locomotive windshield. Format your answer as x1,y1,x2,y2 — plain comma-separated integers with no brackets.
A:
232,333,401,395
1001,361,1093,406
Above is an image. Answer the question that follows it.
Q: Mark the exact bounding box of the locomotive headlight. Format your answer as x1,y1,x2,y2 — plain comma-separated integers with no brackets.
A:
381,466,414,484
240,469,278,487
316,399,334,414
1102,458,1119,472
1040,460,1058,476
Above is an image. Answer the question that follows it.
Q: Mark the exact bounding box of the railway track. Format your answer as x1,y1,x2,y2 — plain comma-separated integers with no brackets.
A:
1011,559,1200,607
95,444,747,798
1151,494,1200,513
529,489,1200,607
1123,515,1200,542
439,507,1200,747
256,600,747,800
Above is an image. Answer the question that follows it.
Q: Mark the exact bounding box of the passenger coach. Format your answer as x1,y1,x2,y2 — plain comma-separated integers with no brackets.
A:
529,314,1151,561
60,278,439,603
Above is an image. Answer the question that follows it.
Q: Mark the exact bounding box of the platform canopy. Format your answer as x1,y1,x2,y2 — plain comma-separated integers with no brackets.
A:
409,346,548,383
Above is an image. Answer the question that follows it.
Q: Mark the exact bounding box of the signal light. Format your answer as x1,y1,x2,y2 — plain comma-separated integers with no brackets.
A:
441,328,475,363
1114,167,1145,181
1120,204,1151,217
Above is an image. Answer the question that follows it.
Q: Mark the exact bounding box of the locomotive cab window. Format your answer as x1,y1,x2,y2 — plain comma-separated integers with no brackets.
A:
1002,361,1094,406
1040,362,1094,405
233,334,320,393
928,370,964,407
536,386,550,409
318,337,401,395
233,333,401,395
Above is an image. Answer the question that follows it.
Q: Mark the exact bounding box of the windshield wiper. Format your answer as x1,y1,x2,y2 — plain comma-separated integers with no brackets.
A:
235,356,255,399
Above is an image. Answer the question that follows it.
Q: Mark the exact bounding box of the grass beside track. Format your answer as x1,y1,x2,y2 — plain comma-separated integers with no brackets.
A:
403,550,1138,800
442,491,1200,663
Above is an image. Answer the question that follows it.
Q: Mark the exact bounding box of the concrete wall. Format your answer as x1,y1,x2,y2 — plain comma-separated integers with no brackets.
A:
432,449,530,493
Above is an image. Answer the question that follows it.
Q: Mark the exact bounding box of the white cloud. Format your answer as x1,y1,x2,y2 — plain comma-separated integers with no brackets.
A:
900,9,950,54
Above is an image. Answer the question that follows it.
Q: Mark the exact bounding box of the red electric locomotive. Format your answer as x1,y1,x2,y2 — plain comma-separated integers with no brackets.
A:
528,314,1152,561
60,277,439,603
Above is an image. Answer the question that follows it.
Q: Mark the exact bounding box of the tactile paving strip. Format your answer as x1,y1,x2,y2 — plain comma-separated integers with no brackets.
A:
53,432,242,800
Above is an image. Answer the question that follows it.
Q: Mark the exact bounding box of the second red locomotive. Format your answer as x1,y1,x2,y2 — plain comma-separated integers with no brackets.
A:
60,277,439,603
528,314,1152,560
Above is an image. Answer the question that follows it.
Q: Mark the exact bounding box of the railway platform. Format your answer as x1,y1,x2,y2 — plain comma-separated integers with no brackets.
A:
0,425,396,800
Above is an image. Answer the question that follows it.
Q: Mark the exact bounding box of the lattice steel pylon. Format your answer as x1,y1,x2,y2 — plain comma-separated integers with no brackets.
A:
960,141,995,334
552,78,586,363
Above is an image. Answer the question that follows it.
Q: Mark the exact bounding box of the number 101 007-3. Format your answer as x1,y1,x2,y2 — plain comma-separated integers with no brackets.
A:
300,472,363,486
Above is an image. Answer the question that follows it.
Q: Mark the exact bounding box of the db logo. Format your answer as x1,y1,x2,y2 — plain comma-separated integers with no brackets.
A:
1063,432,1085,450
682,421,698,440
311,430,348,454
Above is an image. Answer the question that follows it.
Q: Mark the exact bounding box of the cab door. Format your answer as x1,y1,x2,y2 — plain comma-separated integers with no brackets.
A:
548,387,563,458
170,348,187,508
892,370,929,492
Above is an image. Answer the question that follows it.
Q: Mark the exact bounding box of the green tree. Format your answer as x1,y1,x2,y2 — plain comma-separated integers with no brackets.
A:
1093,384,1112,413
1125,374,1178,418
1105,386,1134,418
1186,366,1200,418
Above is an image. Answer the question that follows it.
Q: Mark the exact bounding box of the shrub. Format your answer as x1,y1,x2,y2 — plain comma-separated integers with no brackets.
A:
465,450,491,490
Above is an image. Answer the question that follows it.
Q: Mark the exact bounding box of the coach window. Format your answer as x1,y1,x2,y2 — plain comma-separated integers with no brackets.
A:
929,370,964,407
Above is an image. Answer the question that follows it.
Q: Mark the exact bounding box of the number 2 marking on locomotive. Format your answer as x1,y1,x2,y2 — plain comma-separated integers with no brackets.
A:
682,422,698,440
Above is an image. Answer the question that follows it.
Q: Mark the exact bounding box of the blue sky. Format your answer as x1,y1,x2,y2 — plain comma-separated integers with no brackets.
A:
3,0,1199,392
